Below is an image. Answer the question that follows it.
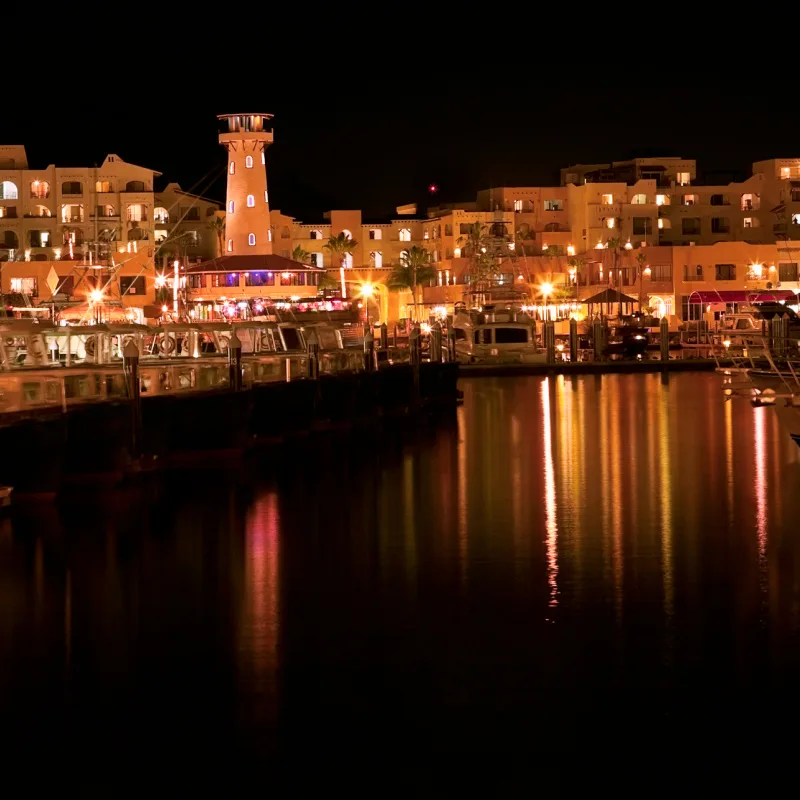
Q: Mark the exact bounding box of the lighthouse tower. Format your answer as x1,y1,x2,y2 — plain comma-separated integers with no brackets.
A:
218,113,274,256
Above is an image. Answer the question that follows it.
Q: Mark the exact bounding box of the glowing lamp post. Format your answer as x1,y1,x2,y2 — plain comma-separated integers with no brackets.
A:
89,288,103,324
173,259,180,315
541,282,553,320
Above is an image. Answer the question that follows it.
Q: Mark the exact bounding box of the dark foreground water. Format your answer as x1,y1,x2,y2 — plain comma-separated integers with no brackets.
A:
3,373,800,777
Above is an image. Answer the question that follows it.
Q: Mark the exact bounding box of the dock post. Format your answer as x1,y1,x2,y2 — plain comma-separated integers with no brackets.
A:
380,322,388,351
660,316,669,363
569,317,578,362
409,326,421,403
364,328,375,372
782,314,790,357
228,330,242,391
123,340,141,460
592,318,604,362
448,327,457,362
431,321,443,363
306,328,320,380
545,320,555,364
771,315,784,358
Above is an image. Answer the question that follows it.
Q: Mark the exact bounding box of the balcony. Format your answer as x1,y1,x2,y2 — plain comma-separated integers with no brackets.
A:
62,216,84,224
90,212,121,219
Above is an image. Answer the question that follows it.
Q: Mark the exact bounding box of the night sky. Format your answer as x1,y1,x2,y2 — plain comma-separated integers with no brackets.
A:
4,80,796,222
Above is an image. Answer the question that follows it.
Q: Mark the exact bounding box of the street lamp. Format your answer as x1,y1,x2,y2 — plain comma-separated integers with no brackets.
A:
541,281,553,320
89,288,103,324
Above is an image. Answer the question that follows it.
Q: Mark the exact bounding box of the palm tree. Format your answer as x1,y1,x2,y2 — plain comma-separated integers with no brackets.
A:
323,232,358,298
207,216,226,258
324,232,358,269
388,246,436,319
567,256,585,301
457,222,492,301
291,245,310,264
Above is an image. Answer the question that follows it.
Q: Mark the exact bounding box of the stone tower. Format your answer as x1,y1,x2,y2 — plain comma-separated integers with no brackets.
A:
217,113,274,256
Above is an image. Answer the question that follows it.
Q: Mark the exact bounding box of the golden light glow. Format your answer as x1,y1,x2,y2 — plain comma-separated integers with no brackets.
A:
644,267,652,277
161,304,169,313
360,281,375,298
420,322,432,334
89,289,103,303
567,245,575,256
155,274,167,288
453,247,461,257
750,262,763,278
624,241,633,250
606,218,615,229
540,282,553,298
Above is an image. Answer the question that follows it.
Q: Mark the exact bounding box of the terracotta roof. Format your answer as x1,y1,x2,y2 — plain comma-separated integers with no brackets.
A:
185,254,324,273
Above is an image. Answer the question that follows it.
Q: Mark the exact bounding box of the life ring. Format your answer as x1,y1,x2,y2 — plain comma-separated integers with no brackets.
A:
157,334,176,355
218,335,230,351
260,332,271,350
121,335,136,352
29,339,44,358
85,338,96,356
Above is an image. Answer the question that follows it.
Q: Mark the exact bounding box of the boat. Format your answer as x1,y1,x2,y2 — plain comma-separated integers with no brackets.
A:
451,305,546,364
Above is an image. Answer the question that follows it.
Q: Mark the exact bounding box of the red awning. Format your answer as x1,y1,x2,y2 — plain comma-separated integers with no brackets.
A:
687,290,797,303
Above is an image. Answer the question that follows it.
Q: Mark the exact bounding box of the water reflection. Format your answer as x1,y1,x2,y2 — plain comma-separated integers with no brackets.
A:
541,378,559,607
2,373,800,764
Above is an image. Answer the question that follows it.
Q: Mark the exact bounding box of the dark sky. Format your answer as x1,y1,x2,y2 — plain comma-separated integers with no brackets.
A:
4,80,797,222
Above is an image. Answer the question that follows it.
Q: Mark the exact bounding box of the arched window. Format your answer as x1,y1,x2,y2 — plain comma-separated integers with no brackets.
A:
310,230,323,240
95,180,113,193
1,231,19,249
399,228,411,241
248,233,256,246
246,155,254,169
228,200,235,214
154,207,169,224
1,181,18,200
370,251,383,268
281,226,290,238
344,253,353,268
30,180,50,199
229,162,235,175
32,205,51,217
341,229,352,240
247,195,255,207
63,228,83,246
400,249,410,263
227,239,233,252
631,194,648,205
125,180,146,192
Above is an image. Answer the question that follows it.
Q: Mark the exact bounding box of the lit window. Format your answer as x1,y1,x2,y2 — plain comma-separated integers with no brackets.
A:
544,199,563,211
513,199,523,212
229,162,235,175
744,218,754,228
227,239,233,252
399,228,411,242
606,218,615,229
229,200,234,214
265,191,269,203
261,152,265,165
601,193,613,204
368,228,382,240
656,194,669,206
154,207,169,223
268,230,272,242
248,233,256,246
126,204,145,222
683,194,698,206
30,180,50,199
247,195,255,207
246,156,253,169
0,181,18,200
677,172,691,186
631,194,648,204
